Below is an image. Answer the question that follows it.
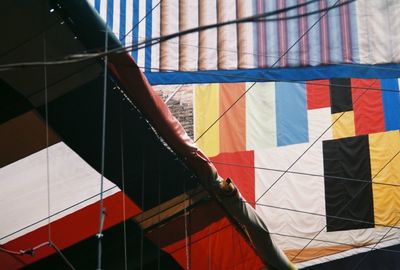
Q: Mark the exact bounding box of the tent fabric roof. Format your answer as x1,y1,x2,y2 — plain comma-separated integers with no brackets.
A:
0,0,288,269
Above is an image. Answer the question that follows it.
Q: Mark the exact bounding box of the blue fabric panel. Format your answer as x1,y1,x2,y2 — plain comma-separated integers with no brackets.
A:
144,0,152,71
144,64,400,85
95,0,101,12
119,0,126,45
132,0,139,61
275,82,308,146
380,79,400,131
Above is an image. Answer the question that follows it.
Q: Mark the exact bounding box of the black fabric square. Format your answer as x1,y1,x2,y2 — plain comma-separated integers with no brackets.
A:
323,135,374,231
330,78,353,113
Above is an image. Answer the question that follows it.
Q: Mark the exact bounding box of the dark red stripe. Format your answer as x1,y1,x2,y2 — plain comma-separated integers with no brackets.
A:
319,0,330,64
257,0,266,67
340,1,352,63
298,0,309,65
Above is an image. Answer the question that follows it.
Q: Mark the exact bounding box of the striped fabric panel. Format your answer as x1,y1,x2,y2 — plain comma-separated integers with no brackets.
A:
286,0,300,66
160,0,179,71
256,0,266,68
298,0,309,66
198,0,218,70
217,0,238,69
150,0,160,70
179,0,199,71
137,0,147,68
277,0,288,67
265,0,278,67
144,0,153,71
237,1,255,69
319,0,330,64
306,0,321,65
90,0,370,72
327,0,343,63
356,1,400,64
339,0,352,63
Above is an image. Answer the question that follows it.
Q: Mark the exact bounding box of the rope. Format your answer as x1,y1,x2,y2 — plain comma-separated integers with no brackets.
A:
96,2,109,268
43,28,52,246
120,101,128,270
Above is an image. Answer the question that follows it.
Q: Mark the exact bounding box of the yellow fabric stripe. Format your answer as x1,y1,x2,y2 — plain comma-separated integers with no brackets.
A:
332,111,355,139
369,131,400,226
194,84,220,157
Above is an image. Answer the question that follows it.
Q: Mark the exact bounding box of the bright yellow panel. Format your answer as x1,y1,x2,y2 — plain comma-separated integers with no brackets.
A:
194,84,220,157
332,111,355,139
369,130,400,226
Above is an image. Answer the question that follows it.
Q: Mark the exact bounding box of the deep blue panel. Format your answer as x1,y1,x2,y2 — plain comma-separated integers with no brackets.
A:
380,79,400,131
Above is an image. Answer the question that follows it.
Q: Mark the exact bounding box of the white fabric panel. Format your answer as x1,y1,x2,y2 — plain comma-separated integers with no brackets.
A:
246,82,276,150
100,0,107,21
160,0,180,71
87,0,95,7
255,142,327,250
255,108,332,250
179,0,199,71
217,0,238,69
137,0,147,68
0,142,119,244
198,0,218,70
307,108,332,142
125,0,134,47
356,0,400,64
151,0,161,71
113,0,121,38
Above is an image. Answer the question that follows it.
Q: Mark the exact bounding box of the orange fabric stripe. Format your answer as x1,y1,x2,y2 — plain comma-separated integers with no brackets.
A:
285,244,354,263
219,83,246,153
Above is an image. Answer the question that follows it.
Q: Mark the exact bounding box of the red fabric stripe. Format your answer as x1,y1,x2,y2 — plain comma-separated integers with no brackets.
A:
319,0,330,64
278,0,288,67
0,192,141,269
163,217,264,270
306,80,331,109
257,0,266,68
298,0,309,66
210,151,255,207
219,83,246,153
340,1,352,63
351,79,385,135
